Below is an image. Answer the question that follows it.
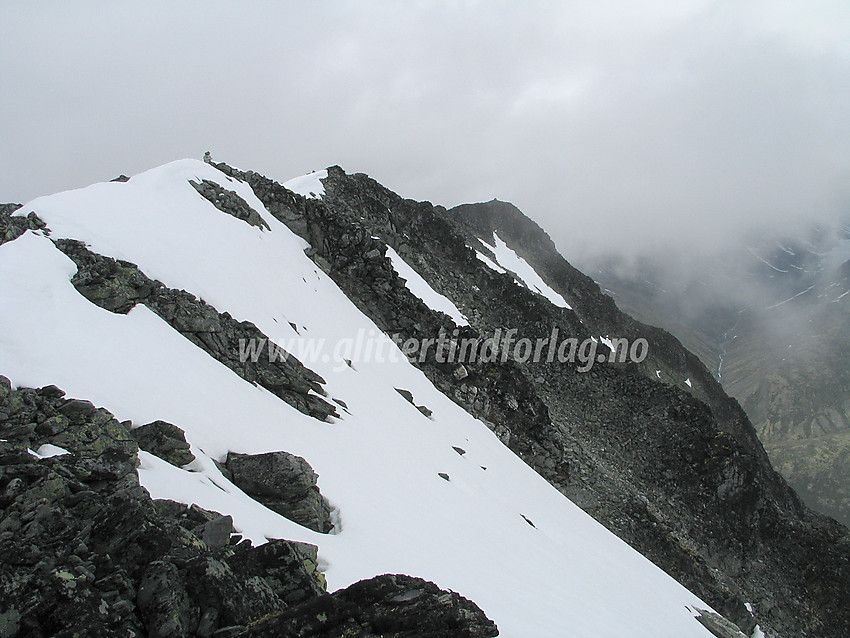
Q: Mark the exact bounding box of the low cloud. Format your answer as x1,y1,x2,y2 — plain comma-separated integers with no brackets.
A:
2,1,849,261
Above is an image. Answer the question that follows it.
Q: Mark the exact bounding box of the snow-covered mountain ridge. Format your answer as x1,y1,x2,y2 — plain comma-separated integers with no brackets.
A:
1,157,848,636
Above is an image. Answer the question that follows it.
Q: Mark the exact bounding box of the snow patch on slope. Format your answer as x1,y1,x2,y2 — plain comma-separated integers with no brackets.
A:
480,232,572,309
29,444,71,459
385,245,468,326
474,248,507,274
284,169,328,199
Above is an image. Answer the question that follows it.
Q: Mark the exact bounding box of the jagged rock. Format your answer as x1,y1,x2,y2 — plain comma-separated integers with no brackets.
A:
55,243,157,314
65,447,139,482
226,539,326,605
453,364,469,380
0,383,268,636
0,441,32,466
0,203,23,217
182,554,282,629
131,420,196,467
395,388,415,404
49,405,137,458
57,398,99,419
245,574,499,638
0,206,43,246
394,389,433,418
189,179,270,230
154,500,228,535
226,451,334,534
37,385,65,400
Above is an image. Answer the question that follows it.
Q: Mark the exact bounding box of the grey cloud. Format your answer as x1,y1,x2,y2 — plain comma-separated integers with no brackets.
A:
2,1,850,262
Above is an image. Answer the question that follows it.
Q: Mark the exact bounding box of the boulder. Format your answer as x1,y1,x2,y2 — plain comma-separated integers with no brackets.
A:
226,451,333,534
132,420,195,467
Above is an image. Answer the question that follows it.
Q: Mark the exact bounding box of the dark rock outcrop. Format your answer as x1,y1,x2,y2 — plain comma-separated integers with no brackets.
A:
227,538,326,605
9,157,850,635
53,238,338,421
213,163,551,452
245,574,499,638
188,179,270,230
154,500,235,549
693,608,750,638
225,451,334,534
1,204,43,245
0,378,497,637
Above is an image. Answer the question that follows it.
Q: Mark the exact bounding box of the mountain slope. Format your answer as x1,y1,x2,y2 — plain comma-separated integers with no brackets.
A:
587,226,850,527
228,162,849,637
0,159,728,637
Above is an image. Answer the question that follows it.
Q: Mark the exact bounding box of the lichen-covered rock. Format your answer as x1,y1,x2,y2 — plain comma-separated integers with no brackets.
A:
51,401,137,457
181,554,282,629
52,243,156,314
0,383,281,636
0,375,11,401
137,560,193,637
154,499,221,530
244,574,499,638
226,539,326,605
196,514,234,550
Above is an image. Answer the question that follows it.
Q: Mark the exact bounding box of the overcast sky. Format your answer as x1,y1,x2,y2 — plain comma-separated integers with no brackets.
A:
3,1,850,258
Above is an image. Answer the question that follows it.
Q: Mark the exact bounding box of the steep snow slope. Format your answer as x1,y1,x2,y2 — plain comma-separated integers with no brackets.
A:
0,159,717,637
385,245,469,325
283,169,328,199
480,231,572,309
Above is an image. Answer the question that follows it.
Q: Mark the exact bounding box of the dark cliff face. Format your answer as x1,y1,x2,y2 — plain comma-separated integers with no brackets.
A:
207,162,850,638
451,199,771,458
